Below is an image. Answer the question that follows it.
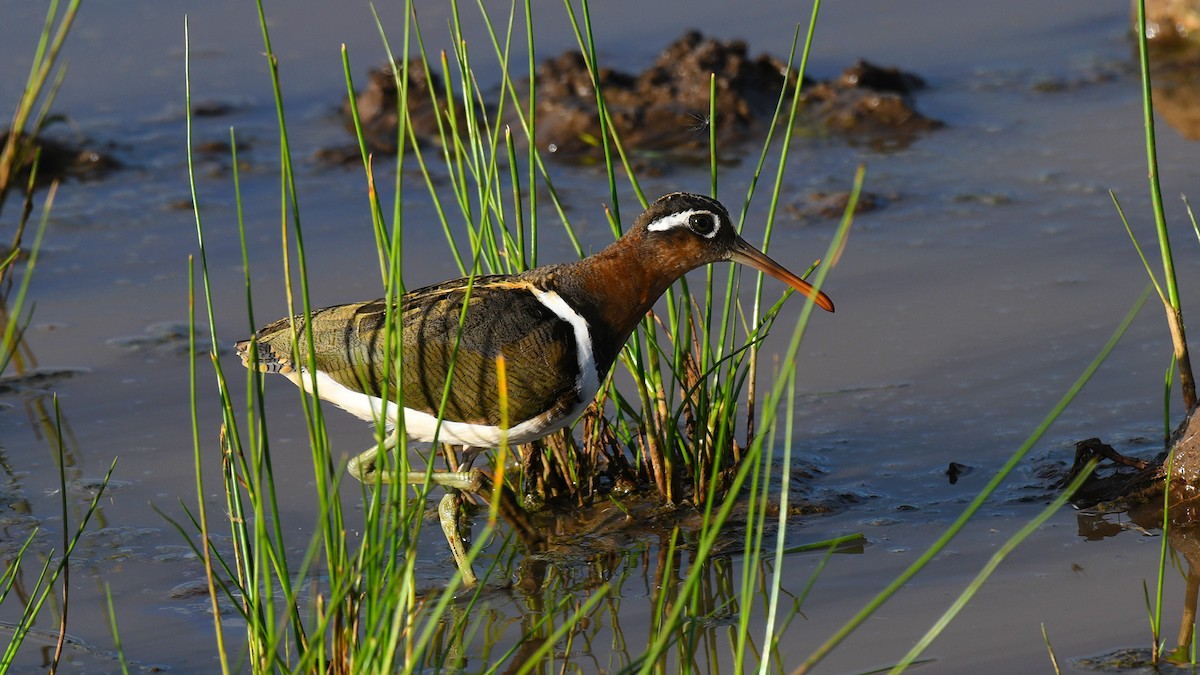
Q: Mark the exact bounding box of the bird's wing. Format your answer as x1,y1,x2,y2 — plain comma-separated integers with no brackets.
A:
397,277,583,426
241,276,585,427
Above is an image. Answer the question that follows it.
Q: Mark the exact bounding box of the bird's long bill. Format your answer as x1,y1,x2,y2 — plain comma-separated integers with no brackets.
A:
729,237,835,312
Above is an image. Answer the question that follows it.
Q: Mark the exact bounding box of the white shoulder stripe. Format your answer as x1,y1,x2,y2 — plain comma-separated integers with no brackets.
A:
530,288,600,403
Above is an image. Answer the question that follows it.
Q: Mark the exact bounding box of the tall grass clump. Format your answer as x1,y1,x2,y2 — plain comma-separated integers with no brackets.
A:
184,0,855,668
184,0,1128,671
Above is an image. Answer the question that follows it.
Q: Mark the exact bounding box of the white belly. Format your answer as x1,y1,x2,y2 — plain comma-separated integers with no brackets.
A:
286,367,597,448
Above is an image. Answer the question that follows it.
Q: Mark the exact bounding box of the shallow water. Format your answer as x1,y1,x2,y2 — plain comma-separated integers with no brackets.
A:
2,0,1199,671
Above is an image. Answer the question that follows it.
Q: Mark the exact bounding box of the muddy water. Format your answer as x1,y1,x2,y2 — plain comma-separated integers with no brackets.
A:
2,0,1198,671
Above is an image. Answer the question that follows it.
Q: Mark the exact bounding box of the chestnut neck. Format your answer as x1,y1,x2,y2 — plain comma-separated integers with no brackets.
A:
532,228,701,373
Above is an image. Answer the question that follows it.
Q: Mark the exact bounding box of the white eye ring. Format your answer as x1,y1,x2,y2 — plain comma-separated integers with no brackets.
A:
646,209,720,239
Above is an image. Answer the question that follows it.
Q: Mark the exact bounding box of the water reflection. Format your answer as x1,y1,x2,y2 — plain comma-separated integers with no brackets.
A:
1164,521,1200,661
1131,492,1200,663
0,289,118,666
413,525,842,673
1077,489,1200,666
1150,39,1200,141
0,292,96,526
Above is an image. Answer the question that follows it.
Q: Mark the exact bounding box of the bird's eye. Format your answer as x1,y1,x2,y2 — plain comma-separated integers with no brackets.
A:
688,213,717,236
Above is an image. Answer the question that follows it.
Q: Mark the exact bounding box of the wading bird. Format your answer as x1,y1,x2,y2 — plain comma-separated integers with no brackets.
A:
236,192,834,584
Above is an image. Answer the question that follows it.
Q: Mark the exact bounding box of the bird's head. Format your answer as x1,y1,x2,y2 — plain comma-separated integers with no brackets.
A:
633,192,835,312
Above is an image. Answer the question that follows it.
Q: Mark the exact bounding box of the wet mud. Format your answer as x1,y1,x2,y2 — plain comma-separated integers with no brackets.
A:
0,130,119,187
0,366,87,398
458,479,855,583
529,35,941,157
106,321,215,357
336,31,941,163
1143,0,1200,44
338,58,452,158
1062,403,1200,513
786,188,884,221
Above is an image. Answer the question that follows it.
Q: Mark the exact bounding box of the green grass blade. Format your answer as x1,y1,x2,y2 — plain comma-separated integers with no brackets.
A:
103,584,131,675
1112,191,1166,305
1133,0,1195,410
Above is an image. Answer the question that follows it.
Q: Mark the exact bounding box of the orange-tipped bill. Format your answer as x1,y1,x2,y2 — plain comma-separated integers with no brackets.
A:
729,237,835,312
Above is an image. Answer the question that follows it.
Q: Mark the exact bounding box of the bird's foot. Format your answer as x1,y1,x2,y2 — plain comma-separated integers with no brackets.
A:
347,437,486,493
346,430,400,484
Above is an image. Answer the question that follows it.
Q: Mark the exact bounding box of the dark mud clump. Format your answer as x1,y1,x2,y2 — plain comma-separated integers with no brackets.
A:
336,32,941,161
533,33,942,158
533,30,794,159
1056,437,1164,510
946,461,972,484
0,131,119,188
1064,404,1200,512
787,188,885,221
331,59,458,162
801,59,942,149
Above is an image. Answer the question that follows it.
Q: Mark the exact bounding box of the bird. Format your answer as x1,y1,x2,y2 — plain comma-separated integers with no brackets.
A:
235,192,834,584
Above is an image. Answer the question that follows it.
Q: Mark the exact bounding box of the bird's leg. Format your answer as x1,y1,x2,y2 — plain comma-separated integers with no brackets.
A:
429,446,541,585
459,445,483,470
438,491,477,586
439,446,479,585
346,438,540,583
349,437,485,584
453,448,545,550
